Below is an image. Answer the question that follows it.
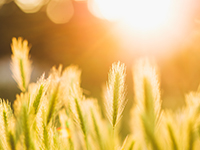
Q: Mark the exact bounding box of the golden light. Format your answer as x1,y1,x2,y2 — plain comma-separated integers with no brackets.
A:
88,0,123,21
57,127,71,138
46,0,74,24
0,0,6,8
88,0,172,29
88,0,196,56
87,0,104,19
14,0,46,13
120,0,172,32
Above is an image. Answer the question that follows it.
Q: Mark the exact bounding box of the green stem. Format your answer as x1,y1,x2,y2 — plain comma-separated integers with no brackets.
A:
20,59,26,92
112,127,115,150
74,98,88,150
68,138,74,150
33,84,44,114
46,83,59,125
112,73,120,128
90,109,103,150
167,124,178,150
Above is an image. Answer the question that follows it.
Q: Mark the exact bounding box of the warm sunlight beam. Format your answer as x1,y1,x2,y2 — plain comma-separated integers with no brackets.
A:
46,0,74,24
14,0,46,13
120,0,172,32
88,0,197,56
88,0,173,31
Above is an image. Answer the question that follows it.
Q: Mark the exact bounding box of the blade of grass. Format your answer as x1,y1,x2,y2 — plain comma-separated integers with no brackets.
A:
167,123,178,150
74,98,88,150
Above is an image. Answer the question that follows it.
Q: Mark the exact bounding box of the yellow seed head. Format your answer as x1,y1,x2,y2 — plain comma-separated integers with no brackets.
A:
104,61,127,128
11,37,32,92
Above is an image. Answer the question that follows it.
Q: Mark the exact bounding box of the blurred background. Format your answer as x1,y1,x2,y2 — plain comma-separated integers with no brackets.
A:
1,0,200,134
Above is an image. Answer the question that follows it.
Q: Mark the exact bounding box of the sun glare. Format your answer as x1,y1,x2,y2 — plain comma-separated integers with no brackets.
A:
121,0,172,32
88,0,173,31
14,0,46,13
88,0,196,56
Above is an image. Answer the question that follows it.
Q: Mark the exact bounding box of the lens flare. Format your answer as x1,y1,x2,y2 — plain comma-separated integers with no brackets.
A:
88,0,123,21
46,0,74,24
88,0,197,56
88,0,173,31
0,0,6,9
121,0,172,32
14,0,46,13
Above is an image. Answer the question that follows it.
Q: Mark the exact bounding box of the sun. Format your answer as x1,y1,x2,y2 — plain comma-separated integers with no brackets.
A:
88,0,195,56
121,0,172,32
88,0,173,32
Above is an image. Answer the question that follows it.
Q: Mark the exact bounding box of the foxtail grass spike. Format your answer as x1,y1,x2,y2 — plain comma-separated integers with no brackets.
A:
133,58,162,123
43,123,49,150
141,113,161,150
0,100,15,150
3,110,8,133
104,61,127,129
21,104,31,150
143,78,155,121
3,109,16,150
132,58,162,150
11,37,32,92
46,83,60,125
33,84,44,114
8,131,16,150
19,59,26,92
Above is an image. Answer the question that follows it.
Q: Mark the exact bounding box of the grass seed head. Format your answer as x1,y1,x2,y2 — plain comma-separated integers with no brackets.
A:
11,37,32,92
104,61,127,129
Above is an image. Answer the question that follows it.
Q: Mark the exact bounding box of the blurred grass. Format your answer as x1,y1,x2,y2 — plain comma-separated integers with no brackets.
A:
1,1,200,120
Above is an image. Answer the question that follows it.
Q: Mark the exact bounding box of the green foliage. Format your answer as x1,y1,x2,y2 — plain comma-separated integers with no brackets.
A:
1,37,200,150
